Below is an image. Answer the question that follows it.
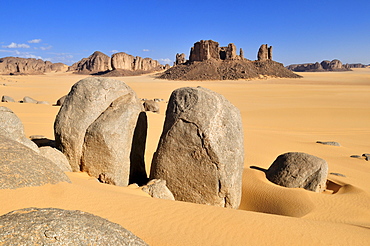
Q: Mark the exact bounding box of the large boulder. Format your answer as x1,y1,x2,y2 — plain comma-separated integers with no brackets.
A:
0,135,71,189
54,77,147,186
0,207,148,245
0,106,39,152
265,152,328,192
150,87,244,208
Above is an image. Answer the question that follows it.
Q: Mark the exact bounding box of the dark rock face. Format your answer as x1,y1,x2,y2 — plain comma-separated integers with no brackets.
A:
0,106,39,152
54,77,147,186
0,57,67,75
0,135,71,189
68,51,112,74
162,40,299,80
175,53,186,65
0,208,148,245
287,59,352,72
266,152,328,192
150,87,244,208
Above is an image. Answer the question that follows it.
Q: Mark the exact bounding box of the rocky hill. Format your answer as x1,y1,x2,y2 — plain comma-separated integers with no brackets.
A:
286,59,352,72
0,57,68,75
160,40,300,80
345,63,369,68
68,51,165,75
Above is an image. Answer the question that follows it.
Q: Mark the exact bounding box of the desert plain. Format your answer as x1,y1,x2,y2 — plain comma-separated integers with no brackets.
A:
0,68,369,245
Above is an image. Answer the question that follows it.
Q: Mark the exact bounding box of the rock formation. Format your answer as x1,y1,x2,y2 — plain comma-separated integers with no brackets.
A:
54,77,148,186
160,40,300,80
345,63,369,68
68,51,111,74
0,208,148,245
0,135,71,189
143,99,160,113
0,57,67,75
0,106,39,152
257,44,273,61
69,51,164,75
175,53,186,65
39,146,72,172
150,87,244,208
266,152,328,192
287,59,352,72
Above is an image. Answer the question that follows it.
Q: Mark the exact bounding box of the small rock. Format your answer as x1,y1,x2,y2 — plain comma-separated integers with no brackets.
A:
56,95,67,106
142,179,175,200
154,98,164,102
350,155,362,159
316,141,341,147
22,96,38,104
143,99,160,113
1,95,15,102
362,153,370,161
329,172,346,177
36,101,49,105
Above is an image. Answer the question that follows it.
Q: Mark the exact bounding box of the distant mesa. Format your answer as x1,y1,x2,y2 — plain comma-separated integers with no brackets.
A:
286,59,353,72
345,63,370,68
68,51,166,76
0,57,68,75
160,40,301,80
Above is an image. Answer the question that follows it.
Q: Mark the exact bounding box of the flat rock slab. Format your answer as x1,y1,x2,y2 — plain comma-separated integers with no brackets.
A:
0,207,148,245
0,135,70,189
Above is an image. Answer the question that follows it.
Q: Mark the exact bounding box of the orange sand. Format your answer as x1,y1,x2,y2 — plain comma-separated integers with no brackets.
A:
0,69,369,245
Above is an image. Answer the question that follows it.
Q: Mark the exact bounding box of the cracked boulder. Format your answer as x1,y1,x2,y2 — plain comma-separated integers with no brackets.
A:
0,207,148,245
150,87,244,208
266,152,328,192
54,77,147,186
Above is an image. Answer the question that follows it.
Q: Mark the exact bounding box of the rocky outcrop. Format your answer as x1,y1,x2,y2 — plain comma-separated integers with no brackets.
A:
0,135,71,189
266,152,328,192
345,63,369,68
257,44,273,61
68,51,112,74
70,51,164,75
0,106,39,152
287,59,352,72
150,87,244,208
175,53,186,65
54,77,147,186
0,57,67,75
0,208,148,245
161,40,300,80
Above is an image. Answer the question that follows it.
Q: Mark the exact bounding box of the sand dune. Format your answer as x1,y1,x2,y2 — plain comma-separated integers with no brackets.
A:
0,69,369,245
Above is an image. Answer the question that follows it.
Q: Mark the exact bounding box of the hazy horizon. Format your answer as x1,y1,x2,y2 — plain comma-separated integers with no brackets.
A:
1,0,369,66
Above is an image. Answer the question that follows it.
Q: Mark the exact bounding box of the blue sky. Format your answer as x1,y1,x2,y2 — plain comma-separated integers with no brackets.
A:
1,0,369,66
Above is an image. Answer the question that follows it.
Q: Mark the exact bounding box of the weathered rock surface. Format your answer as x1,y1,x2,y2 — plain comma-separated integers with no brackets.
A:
111,52,135,70
0,106,39,152
175,53,186,65
143,99,160,113
266,152,328,192
0,57,68,75
287,59,352,72
68,51,112,74
161,40,300,80
0,207,148,245
39,146,72,172
54,77,147,186
150,87,244,208
0,135,71,189
142,179,175,200
1,95,15,102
